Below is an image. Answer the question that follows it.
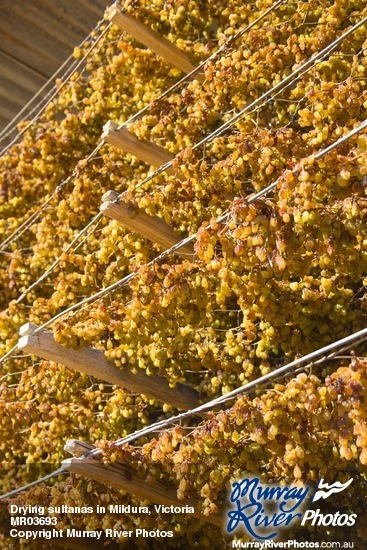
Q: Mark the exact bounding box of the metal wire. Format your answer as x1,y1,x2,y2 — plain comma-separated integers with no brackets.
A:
1,2,367,498
0,343,21,369
0,23,112,159
21,114,367,341
0,19,105,144
6,0,288,300
9,2,361,283
0,466,69,501
0,0,285,250
121,13,367,195
0,141,105,252
1,323,366,500
83,326,367,457
0,196,56,250
116,0,286,129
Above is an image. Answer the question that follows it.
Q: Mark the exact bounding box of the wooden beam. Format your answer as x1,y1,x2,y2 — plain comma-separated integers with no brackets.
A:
18,323,200,410
64,439,95,458
102,121,176,175
100,191,195,257
106,5,197,74
65,456,222,527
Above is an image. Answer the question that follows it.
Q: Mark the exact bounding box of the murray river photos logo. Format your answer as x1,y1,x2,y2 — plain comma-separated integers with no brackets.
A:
227,477,356,540
311,477,353,502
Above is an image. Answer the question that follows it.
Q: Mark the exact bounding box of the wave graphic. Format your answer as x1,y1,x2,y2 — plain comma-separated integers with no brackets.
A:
312,478,353,502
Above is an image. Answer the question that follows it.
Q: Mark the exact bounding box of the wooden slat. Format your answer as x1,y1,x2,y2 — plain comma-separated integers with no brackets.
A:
100,191,195,257
65,439,95,458
18,323,199,410
66,456,222,527
106,5,197,74
102,121,176,175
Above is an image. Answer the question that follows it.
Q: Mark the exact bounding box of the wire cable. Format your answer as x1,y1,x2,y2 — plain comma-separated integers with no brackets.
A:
5,0,288,300
2,115,360,385
119,12,367,196
24,116,367,339
0,23,112,159
116,0,286,129
0,141,105,252
0,20,105,144
2,54,367,367
84,326,367,456
1,323,365,500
